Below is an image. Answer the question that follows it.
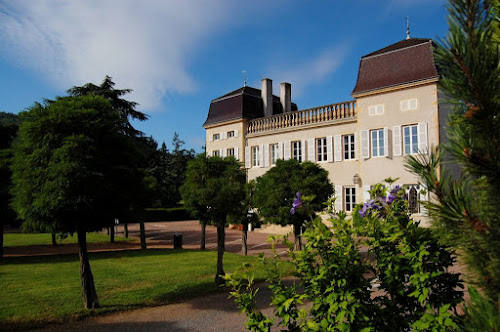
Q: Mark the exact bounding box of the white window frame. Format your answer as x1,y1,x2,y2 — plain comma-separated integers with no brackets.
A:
368,104,384,116
251,146,260,167
212,150,220,157
270,143,279,165
371,129,385,157
227,148,235,157
213,133,220,141
227,131,235,138
344,186,357,212
400,98,418,111
343,134,356,160
316,137,327,162
292,141,302,162
403,124,419,155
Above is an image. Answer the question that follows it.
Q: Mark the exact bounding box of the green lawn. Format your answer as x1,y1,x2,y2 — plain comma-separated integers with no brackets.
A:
3,232,130,247
0,249,293,329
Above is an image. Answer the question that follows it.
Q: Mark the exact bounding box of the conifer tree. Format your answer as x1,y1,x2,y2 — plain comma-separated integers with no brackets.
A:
405,0,500,300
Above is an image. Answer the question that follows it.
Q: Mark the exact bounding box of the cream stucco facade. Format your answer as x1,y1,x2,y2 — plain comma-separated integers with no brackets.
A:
203,39,449,219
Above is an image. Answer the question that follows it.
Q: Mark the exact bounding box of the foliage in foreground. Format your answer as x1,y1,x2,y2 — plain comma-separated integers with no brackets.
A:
226,185,463,331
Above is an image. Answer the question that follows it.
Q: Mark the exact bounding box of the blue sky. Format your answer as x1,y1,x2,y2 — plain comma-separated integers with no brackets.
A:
0,0,449,152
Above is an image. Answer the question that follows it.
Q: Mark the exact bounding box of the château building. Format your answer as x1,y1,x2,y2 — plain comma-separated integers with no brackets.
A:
203,38,451,218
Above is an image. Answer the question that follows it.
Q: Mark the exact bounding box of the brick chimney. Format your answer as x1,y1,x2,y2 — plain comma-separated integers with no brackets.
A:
280,82,291,113
261,78,273,117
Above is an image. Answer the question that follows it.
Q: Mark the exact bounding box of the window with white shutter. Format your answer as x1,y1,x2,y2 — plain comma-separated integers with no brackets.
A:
335,185,343,212
417,122,428,154
403,125,418,155
361,130,370,159
343,134,355,160
308,139,315,162
264,144,269,167
327,136,333,162
400,98,418,111
383,127,389,157
284,141,291,160
260,144,265,167
234,129,239,138
368,104,384,115
316,138,327,162
234,147,239,160
334,135,342,162
245,146,251,168
393,125,402,156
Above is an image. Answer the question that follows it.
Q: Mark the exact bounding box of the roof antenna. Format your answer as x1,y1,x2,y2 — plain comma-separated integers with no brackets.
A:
242,70,247,87
406,16,411,40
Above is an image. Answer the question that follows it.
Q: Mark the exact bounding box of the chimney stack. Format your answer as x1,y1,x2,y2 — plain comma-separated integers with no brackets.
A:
280,82,291,113
261,78,273,117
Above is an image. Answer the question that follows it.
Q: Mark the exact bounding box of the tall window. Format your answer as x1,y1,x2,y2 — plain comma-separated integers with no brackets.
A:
270,143,279,165
212,150,220,157
316,138,327,162
227,131,235,138
403,125,418,155
371,129,385,157
227,148,235,157
213,133,220,141
405,184,421,213
344,187,356,212
252,146,260,167
343,134,355,160
292,141,302,162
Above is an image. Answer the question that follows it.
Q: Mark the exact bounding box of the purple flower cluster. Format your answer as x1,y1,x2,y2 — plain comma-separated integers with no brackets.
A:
359,186,403,218
290,192,303,215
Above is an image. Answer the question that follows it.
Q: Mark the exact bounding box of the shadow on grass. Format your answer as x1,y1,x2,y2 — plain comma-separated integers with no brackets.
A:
0,248,208,265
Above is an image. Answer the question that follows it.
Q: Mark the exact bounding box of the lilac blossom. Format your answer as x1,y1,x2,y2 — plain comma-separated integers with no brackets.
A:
290,192,303,215
386,185,401,204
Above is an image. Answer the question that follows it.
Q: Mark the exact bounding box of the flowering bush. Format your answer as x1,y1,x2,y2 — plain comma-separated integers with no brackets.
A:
225,182,463,331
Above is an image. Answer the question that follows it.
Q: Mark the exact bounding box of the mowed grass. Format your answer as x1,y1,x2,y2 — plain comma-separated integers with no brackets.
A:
0,249,294,329
3,232,130,247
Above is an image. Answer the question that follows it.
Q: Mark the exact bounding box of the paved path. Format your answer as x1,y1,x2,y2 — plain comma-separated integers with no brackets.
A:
37,279,298,332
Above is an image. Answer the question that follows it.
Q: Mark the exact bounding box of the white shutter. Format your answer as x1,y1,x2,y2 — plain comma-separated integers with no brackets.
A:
264,144,269,167
284,141,291,160
260,145,265,168
368,105,376,115
393,125,402,156
420,185,428,215
410,99,418,110
335,185,343,212
334,135,342,162
383,127,389,158
209,133,213,142
418,122,428,154
278,142,283,159
361,130,370,159
234,129,239,138
221,149,226,157
245,146,251,168
221,132,227,140
326,136,333,162
301,139,306,162
353,132,358,160
235,147,239,161
363,185,371,202
308,139,315,161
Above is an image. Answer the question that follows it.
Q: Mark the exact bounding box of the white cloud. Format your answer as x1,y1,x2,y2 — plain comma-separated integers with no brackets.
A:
265,45,351,98
0,0,238,110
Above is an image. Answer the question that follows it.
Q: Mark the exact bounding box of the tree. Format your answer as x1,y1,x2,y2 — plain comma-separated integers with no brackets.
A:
11,95,143,309
180,154,246,284
67,75,147,137
0,112,21,258
253,159,333,250
405,0,500,300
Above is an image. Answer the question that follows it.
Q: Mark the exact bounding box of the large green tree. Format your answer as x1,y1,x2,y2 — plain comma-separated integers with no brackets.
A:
406,0,500,300
180,154,246,285
0,112,21,258
11,95,143,309
254,159,334,251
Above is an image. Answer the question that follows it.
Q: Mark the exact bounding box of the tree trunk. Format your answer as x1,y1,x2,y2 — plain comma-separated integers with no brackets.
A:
0,223,3,259
200,220,206,250
140,221,147,250
51,233,57,246
77,225,100,309
241,220,248,256
124,223,128,238
215,223,225,286
110,225,115,243
293,223,302,251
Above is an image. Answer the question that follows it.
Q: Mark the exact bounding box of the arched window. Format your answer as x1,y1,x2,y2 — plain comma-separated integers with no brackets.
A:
408,186,418,213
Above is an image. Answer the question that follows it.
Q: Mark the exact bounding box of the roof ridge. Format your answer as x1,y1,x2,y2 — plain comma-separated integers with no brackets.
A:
362,38,432,59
